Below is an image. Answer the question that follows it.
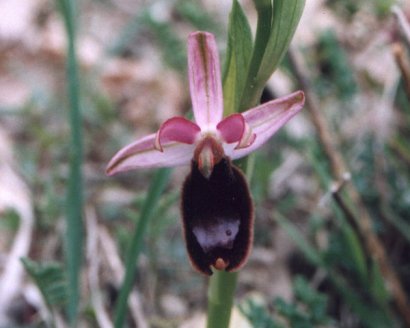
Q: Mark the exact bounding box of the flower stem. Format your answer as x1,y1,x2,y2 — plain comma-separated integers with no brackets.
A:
206,271,238,328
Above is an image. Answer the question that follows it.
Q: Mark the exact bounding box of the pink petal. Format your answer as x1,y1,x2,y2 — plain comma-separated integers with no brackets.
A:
229,90,305,160
188,31,223,128
216,113,256,149
106,133,194,176
155,117,200,152
216,113,244,143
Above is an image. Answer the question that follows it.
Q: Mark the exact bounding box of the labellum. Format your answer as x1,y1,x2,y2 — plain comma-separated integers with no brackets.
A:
181,138,253,275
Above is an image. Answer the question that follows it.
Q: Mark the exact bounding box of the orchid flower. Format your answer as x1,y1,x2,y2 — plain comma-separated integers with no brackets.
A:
107,31,305,275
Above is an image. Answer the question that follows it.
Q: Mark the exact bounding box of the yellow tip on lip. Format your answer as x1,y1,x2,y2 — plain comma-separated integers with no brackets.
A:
214,258,228,271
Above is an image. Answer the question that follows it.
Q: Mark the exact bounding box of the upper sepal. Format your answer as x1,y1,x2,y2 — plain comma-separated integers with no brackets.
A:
188,32,224,128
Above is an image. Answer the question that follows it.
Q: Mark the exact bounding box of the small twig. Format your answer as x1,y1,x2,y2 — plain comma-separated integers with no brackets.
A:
329,172,351,194
85,207,113,328
318,171,351,206
392,42,410,102
98,227,148,328
392,5,410,46
330,173,367,253
288,48,348,181
288,47,410,326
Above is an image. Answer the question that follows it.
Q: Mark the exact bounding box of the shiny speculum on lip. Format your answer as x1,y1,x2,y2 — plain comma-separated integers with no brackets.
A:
182,157,253,275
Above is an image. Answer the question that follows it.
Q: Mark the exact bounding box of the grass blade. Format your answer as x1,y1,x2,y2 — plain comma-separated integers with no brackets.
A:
56,0,84,324
114,168,171,327
275,212,324,267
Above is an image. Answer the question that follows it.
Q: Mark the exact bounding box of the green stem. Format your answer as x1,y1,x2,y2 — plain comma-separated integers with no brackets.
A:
207,271,238,328
114,168,171,328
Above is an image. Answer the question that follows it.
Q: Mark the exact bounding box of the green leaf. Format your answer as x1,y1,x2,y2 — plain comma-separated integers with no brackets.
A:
382,204,410,243
240,0,273,110
370,261,390,305
240,0,305,109
223,0,253,115
293,276,329,324
239,299,281,328
251,0,274,61
258,0,305,81
275,212,324,267
327,270,394,327
340,222,368,282
21,258,68,309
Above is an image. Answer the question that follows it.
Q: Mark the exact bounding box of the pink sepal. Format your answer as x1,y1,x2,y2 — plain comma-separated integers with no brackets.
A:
188,32,223,128
106,133,194,176
154,117,200,152
230,90,305,160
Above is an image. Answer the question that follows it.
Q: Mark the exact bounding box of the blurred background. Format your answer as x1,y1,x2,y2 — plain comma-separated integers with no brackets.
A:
0,0,410,327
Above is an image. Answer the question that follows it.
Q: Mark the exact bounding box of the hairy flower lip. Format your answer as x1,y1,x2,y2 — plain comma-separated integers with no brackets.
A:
182,157,253,276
